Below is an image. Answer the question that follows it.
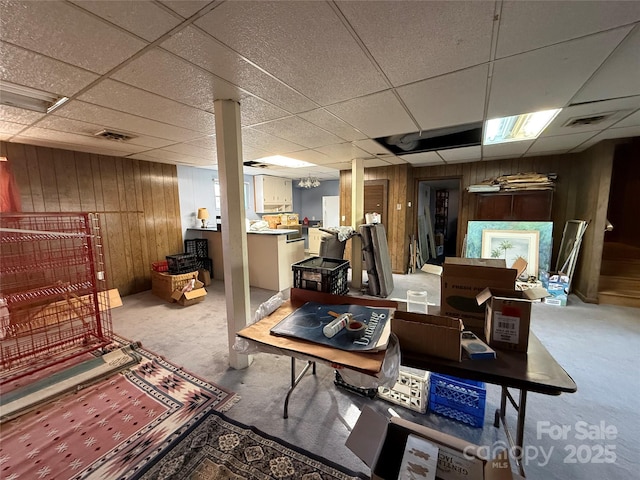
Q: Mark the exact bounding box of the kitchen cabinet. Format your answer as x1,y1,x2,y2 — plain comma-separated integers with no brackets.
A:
474,190,553,221
254,175,293,213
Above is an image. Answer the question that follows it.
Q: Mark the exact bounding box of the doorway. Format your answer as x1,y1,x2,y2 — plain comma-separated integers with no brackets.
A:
364,179,388,227
416,178,461,265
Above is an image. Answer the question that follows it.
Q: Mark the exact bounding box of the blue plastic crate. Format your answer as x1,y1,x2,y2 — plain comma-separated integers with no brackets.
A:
428,373,486,428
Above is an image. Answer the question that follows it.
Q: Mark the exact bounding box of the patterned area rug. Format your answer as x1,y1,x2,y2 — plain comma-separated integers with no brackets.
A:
135,409,368,480
0,335,239,480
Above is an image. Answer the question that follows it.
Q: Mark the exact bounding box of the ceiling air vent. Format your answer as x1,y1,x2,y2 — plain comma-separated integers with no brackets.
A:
94,129,136,141
563,112,616,127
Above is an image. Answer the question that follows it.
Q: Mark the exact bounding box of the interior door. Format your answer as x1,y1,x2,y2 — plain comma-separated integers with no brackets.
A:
364,180,388,227
322,196,340,227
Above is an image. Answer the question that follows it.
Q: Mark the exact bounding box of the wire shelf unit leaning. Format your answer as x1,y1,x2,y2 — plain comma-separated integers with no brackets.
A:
0,212,112,384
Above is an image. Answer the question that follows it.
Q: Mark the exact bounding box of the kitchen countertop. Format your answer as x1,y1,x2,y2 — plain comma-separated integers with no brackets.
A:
248,229,297,235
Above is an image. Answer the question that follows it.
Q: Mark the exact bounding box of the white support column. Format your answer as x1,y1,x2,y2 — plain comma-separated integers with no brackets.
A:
351,158,364,290
214,99,251,370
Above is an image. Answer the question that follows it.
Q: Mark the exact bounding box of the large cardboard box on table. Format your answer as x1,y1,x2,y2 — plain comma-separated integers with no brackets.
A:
476,287,548,352
391,311,463,362
347,406,515,480
440,258,521,334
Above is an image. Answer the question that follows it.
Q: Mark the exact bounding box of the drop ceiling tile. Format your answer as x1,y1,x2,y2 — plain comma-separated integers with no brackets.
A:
78,79,215,133
160,1,211,19
336,0,495,86
378,154,405,165
571,26,640,104
241,128,305,154
0,121,26,136
70,0,181,42
0,0,146,74
297,109,367,142
129,151,209,166
497,1,640,58
285,149,331,165
0,42,99,97
321,161,353,171
573,125,640,152
52,101,203,142
363,158,393,168
528,132,598,154
400,151,445,166
17,127,149,155
488,27,632,118
398,65,488,131
187,136,217,150
542,96,640,137
195,1,388,105
315,143,370,162
483,140,534,158
0,105,45,125
352,139,392,155
239,96,289,126
438,145,482,162
160,143,217,160
35,116,173,149
11,135,134,157
134,148,215,166
161,26,317,113
242,145,272,162
111,48,239,110
613,109,640,128
326,91,416,138
252,117,344,149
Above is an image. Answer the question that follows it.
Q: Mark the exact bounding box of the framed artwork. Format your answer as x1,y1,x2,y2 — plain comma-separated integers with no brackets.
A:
466,221,553,277
481,229,540,278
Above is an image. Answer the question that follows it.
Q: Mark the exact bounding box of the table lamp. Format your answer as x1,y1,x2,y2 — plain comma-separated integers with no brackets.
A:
197,208,209,228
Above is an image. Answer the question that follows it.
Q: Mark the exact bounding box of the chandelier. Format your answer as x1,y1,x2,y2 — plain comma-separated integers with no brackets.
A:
297,174,321,189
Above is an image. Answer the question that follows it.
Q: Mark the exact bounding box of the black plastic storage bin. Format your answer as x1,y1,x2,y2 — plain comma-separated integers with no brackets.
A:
184,239,209,258
292,257,349,295
195,257,214,278
166,253,198,275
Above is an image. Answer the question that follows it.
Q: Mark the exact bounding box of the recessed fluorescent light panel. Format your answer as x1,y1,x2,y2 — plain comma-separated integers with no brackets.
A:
0,80,69,114
256,155,315,168
483,109,562,145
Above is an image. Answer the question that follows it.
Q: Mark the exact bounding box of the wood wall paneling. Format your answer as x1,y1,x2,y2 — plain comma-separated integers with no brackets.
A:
2,141,181,296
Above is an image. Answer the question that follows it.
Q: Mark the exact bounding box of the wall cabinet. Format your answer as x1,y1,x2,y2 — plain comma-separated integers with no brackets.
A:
254,175,293,213
474,190,553,221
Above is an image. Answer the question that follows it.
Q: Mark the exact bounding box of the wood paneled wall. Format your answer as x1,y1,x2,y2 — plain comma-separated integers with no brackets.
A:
1,142,183,296
339,146,618,302
340,164,412,273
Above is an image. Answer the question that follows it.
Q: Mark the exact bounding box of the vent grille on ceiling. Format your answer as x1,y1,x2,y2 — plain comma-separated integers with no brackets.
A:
563,112,616,127
94,129,136,141
243,160,272,168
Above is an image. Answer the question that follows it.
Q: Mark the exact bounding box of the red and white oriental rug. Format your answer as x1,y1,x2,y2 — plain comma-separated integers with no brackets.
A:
0,336,239,480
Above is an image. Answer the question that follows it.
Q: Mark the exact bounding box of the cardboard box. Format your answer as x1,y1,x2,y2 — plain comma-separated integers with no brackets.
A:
391,311,463,362
170,279,206,306
540,271,569,306
476,287,548,352
151,270,200,302
440,258,520,334
347,406,514,480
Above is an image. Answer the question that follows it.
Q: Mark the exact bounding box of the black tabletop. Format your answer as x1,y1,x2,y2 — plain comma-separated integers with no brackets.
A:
402,331,577,396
